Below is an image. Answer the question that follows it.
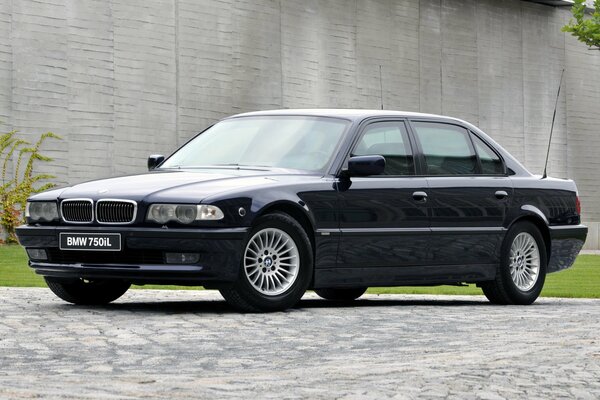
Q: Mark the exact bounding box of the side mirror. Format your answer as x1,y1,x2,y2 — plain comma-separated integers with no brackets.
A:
147,154,165,170
347,155,385,177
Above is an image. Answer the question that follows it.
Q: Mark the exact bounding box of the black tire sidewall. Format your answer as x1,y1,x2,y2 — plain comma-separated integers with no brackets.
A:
233,212,313,311
500,222,547,304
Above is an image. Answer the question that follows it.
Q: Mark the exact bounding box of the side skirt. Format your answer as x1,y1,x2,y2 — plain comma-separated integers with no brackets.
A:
313,264,498,288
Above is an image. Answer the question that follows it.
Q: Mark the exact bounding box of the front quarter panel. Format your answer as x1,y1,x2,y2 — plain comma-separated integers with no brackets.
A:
201,175,339,231
202,176,340,269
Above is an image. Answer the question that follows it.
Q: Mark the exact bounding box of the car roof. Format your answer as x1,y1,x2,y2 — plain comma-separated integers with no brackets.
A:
227,109,458,122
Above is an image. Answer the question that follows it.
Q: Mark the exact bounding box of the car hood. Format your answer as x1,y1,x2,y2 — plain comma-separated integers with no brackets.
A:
52,169,307,203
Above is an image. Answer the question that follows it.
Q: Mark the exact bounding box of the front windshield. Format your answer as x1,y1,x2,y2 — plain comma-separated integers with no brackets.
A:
160,116,350,172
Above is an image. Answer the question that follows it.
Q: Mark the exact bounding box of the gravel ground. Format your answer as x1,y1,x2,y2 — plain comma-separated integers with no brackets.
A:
1,287,599,399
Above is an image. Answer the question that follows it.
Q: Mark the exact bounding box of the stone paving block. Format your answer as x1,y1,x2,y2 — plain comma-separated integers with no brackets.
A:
0,287,599,399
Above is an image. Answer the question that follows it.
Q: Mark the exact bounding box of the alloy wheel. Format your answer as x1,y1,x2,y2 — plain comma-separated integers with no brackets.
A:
243,228,300,296
509,232,540,291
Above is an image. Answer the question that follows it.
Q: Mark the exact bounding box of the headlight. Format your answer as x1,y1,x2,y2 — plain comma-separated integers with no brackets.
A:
26,201,59,222
146,204,224,224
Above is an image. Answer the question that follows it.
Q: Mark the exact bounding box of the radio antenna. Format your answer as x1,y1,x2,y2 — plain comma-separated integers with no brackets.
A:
542,68,565,179
379,65,384,110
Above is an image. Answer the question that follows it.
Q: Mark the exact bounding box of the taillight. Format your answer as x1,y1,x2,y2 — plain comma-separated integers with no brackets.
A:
576,196,581,215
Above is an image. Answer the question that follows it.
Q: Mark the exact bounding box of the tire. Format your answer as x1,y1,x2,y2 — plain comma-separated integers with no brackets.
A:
481,221,547,305
315,287,367,301
44,277,131,305
219,212,313,312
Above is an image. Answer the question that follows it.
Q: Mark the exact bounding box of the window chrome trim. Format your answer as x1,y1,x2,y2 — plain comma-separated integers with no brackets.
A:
96,199,138,225
60,198,94,224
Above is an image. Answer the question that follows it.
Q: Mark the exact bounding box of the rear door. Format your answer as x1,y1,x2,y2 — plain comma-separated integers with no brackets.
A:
409,120,512,267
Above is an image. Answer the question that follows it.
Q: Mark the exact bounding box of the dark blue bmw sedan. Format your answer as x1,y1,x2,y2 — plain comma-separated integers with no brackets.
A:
16,110,587,311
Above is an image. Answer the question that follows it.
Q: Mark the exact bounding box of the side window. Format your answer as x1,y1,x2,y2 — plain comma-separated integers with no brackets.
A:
471,134,504,175
352,121,414,176
412,122,477,175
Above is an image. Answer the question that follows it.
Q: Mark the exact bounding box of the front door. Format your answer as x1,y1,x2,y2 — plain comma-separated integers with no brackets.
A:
336,120,430,273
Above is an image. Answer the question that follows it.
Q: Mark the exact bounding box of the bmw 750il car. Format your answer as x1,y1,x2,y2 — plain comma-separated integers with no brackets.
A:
16,110,587,311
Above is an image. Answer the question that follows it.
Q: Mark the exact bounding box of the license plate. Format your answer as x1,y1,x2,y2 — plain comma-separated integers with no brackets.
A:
59,233,121,251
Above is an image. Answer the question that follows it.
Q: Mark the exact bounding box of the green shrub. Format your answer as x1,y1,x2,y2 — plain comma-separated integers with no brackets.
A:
1,131,61,244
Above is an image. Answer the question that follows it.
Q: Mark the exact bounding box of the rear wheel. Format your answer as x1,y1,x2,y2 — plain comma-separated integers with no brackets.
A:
315,287,367,301
481,221,547,305
219,212,313,312
44,277,130,305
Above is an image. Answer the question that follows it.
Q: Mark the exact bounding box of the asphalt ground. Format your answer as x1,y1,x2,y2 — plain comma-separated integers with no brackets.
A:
1,287,599,399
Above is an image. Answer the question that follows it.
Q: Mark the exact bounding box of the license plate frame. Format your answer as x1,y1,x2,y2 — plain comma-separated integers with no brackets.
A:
59,233,122,252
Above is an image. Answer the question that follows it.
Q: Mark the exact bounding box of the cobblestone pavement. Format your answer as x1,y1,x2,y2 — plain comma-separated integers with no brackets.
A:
1,287,599,399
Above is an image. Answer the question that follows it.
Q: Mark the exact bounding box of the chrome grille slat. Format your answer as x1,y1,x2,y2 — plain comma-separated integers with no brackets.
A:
61,199,94,223
60,199,136,224
96,199,136,224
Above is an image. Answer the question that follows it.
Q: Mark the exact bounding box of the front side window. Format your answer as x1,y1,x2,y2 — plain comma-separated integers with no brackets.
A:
411,122,477,175
351,121,414,175
161,116,350,172
472,134,504,175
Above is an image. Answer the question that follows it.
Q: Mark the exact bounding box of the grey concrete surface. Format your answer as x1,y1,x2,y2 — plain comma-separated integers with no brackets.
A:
1,287,599,399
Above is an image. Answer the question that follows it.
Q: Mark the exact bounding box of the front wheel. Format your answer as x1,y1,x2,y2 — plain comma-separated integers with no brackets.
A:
219,212,313,312
44,277,130,305
480,221,547,305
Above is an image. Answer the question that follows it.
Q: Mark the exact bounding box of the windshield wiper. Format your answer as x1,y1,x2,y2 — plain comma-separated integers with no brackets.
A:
161,164,271,170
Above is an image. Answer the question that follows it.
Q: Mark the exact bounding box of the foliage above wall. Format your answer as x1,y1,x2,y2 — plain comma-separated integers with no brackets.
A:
562,0,600,49
0,131,61,244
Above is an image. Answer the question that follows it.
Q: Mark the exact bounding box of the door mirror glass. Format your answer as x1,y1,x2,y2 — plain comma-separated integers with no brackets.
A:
347,155,386,177
147,154,165,170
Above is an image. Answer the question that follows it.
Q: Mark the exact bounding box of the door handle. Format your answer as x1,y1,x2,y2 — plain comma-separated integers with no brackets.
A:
495,190,509,200
412,191,428,202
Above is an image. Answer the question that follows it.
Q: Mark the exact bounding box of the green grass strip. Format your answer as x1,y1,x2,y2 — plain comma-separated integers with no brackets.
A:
1,245,598,298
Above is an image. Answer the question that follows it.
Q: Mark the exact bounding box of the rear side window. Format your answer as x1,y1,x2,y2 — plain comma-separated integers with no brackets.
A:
471,134,504,175
352,121,414,176
411,122,477,175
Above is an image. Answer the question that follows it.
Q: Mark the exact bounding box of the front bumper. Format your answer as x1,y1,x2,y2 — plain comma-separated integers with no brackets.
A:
547,224,587,273
16,225,249,285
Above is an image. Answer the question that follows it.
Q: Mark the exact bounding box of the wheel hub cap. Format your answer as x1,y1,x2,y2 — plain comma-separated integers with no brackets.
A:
509,232,540,291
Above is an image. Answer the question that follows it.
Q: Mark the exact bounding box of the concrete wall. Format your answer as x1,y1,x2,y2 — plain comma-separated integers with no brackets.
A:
1,0,599,244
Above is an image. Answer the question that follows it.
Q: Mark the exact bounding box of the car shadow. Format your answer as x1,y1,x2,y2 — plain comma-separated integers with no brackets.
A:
50,296,490,315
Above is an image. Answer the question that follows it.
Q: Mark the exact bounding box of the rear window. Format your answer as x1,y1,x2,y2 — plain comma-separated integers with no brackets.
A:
411,122,478,175
472,134,504,175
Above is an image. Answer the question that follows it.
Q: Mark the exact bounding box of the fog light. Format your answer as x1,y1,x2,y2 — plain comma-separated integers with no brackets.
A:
26,248,48,261
165,252,200,264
